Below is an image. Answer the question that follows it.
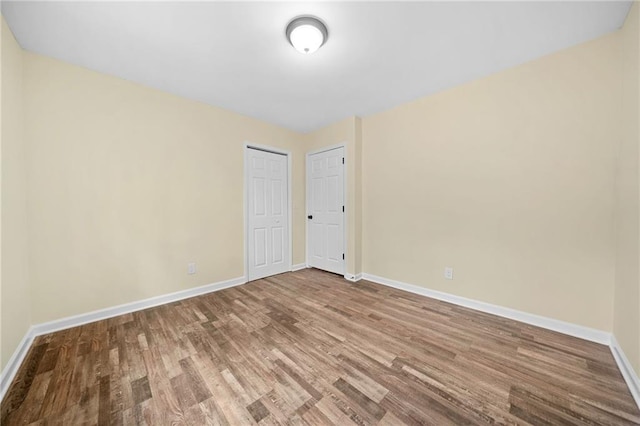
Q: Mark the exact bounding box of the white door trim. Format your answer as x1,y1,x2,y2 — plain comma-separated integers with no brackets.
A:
306,143,347,156
305,143,347,277
244,142,293,282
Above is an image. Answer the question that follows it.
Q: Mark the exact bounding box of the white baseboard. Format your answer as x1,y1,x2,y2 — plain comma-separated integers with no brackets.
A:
291,263,307,272
0,275,245,403
344,273,363,282
31,276,246,336
610,334,640,409
3,270,638,411
361,273,611,345
0,329,36,403
364,272,640,410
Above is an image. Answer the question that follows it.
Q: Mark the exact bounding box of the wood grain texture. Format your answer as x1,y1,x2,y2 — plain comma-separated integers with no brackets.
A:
2,268,639,425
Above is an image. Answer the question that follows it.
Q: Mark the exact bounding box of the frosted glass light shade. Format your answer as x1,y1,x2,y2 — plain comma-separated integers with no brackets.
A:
290,25,323,54
286,16,328,54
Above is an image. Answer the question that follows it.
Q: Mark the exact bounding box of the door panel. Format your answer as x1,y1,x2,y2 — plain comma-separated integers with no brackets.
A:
247,148,289,281
306,147,345,275
254,228,267,267
272,181,283,215
253,178,266,216
312,223,323,257
327,225,340,261
312,178,323,211
272,227,284,264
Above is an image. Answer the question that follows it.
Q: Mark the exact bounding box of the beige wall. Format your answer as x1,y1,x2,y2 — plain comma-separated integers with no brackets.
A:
362,33,621,332
1,18,30,370
615,2,640,376
23,52,305,324
3,5,640,380
303,117,363,278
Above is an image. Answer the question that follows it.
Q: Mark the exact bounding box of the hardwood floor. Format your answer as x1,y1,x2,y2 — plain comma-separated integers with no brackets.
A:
2,268,639,425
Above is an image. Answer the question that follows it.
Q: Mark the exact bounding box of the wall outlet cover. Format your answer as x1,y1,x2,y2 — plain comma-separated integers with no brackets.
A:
444,267,453,280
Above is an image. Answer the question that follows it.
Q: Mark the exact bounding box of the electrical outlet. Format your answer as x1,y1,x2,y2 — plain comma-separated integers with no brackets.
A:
444,266,453,280
188,262,196,275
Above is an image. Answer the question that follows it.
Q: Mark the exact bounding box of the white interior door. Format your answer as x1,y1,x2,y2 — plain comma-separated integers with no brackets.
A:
247,148,289,281
307,147,345,275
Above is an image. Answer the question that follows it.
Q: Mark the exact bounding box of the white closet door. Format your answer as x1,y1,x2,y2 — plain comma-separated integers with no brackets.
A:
247,148,289,281
307,147,345,275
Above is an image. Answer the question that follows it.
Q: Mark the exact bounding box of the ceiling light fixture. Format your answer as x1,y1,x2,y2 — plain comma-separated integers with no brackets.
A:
286,16,328,54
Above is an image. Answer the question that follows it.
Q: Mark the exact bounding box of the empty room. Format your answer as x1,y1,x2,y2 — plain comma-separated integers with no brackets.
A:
1,1,640,424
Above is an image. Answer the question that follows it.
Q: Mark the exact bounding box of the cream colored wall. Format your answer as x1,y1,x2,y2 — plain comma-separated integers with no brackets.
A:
1,18,30,370
23,52,305,324
614,2,640,376
2,5,639,379
303,117,362,278
362,33,621,331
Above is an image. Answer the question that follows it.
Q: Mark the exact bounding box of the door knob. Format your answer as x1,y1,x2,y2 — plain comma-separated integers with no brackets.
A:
307,215,313,219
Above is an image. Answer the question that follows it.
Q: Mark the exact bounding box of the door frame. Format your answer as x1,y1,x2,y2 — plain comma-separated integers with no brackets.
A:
305,143,347,277
244,142,293,282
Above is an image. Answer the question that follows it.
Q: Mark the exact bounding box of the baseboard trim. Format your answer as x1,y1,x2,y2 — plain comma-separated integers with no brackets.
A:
610,334,640,409
3,270,637,410
364,272,640,409
0,329,36,403
361,273,611,345
344,273,363,282
32,276,246,336
0,275,245,403
291,263,307,272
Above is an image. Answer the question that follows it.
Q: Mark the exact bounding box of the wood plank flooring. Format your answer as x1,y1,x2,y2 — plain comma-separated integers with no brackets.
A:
2,268,639,425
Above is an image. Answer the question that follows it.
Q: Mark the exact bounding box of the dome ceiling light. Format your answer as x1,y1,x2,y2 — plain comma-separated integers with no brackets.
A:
286,16,328,54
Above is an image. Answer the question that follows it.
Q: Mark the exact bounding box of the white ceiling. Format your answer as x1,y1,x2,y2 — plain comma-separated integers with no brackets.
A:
2,1,632,133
